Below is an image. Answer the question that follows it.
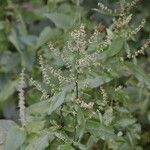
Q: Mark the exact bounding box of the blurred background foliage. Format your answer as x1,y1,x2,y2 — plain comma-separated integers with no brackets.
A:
0,0,150,149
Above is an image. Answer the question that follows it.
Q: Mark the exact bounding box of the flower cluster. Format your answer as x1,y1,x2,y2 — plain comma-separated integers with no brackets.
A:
18,68,26,127
70,24,86,52
128,39,150,58
48,42,55,50
99,37,112,51
78,51,99,68
126,0,140,12
39,55,50,85
115,85,123,92
88,28,99,44
99,86,107,110
113,14,132,29
80,101,94,109
98,2,116,15
130,19,146,35
49,67,65,83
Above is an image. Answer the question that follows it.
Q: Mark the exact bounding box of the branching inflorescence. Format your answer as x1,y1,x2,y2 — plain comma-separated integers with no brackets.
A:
16,1,149,148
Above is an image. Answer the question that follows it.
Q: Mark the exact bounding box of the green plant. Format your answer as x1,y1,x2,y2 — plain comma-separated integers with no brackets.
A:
0,0,150,150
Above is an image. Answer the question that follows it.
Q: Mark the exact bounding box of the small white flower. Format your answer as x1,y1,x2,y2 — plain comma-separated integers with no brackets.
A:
117,131,123,137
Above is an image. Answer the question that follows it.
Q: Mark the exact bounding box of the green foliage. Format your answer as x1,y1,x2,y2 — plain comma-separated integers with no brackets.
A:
0,120,26,150
44,13,75,30
0,0,150,150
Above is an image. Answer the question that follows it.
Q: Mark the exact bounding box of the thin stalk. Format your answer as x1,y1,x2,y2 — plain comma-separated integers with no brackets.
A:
75,48,80,99
75,76,79,99
73,46,80,141
73,109,77,141
60,104,64,128
75,0,81,24
103,142,107,150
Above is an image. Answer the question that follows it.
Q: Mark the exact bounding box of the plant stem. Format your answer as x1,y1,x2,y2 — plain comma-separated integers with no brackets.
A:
103,142,107,150
60,104,64,128
75,78,79,99
73,109,77,141
75,48,80,100
73,46,80,141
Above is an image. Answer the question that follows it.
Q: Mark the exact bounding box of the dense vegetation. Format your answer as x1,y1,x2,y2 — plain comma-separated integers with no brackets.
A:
0,0,150,150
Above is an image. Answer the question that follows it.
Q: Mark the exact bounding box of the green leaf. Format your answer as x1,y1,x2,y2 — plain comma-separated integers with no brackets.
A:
27,100,50,115
76,107,86,141
36,27,52,49
21,48,35,70
44,13,74,30
0,52,20,72
86,120,115,140
8,29,21,53
125,62,150,88
57,144,74,150
25,133,54,150
27,90,66,115
5,126,26,150
20,35,37,47
106,38,124,57
36,28,65,49
83,76,112,88
73,142,88,150
0,80,18,102
26,121,45,133
15,13,27,36
0,120,26,150
48,90,66,114
114,118,136,128
8,29,35,70
0,120,16,132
